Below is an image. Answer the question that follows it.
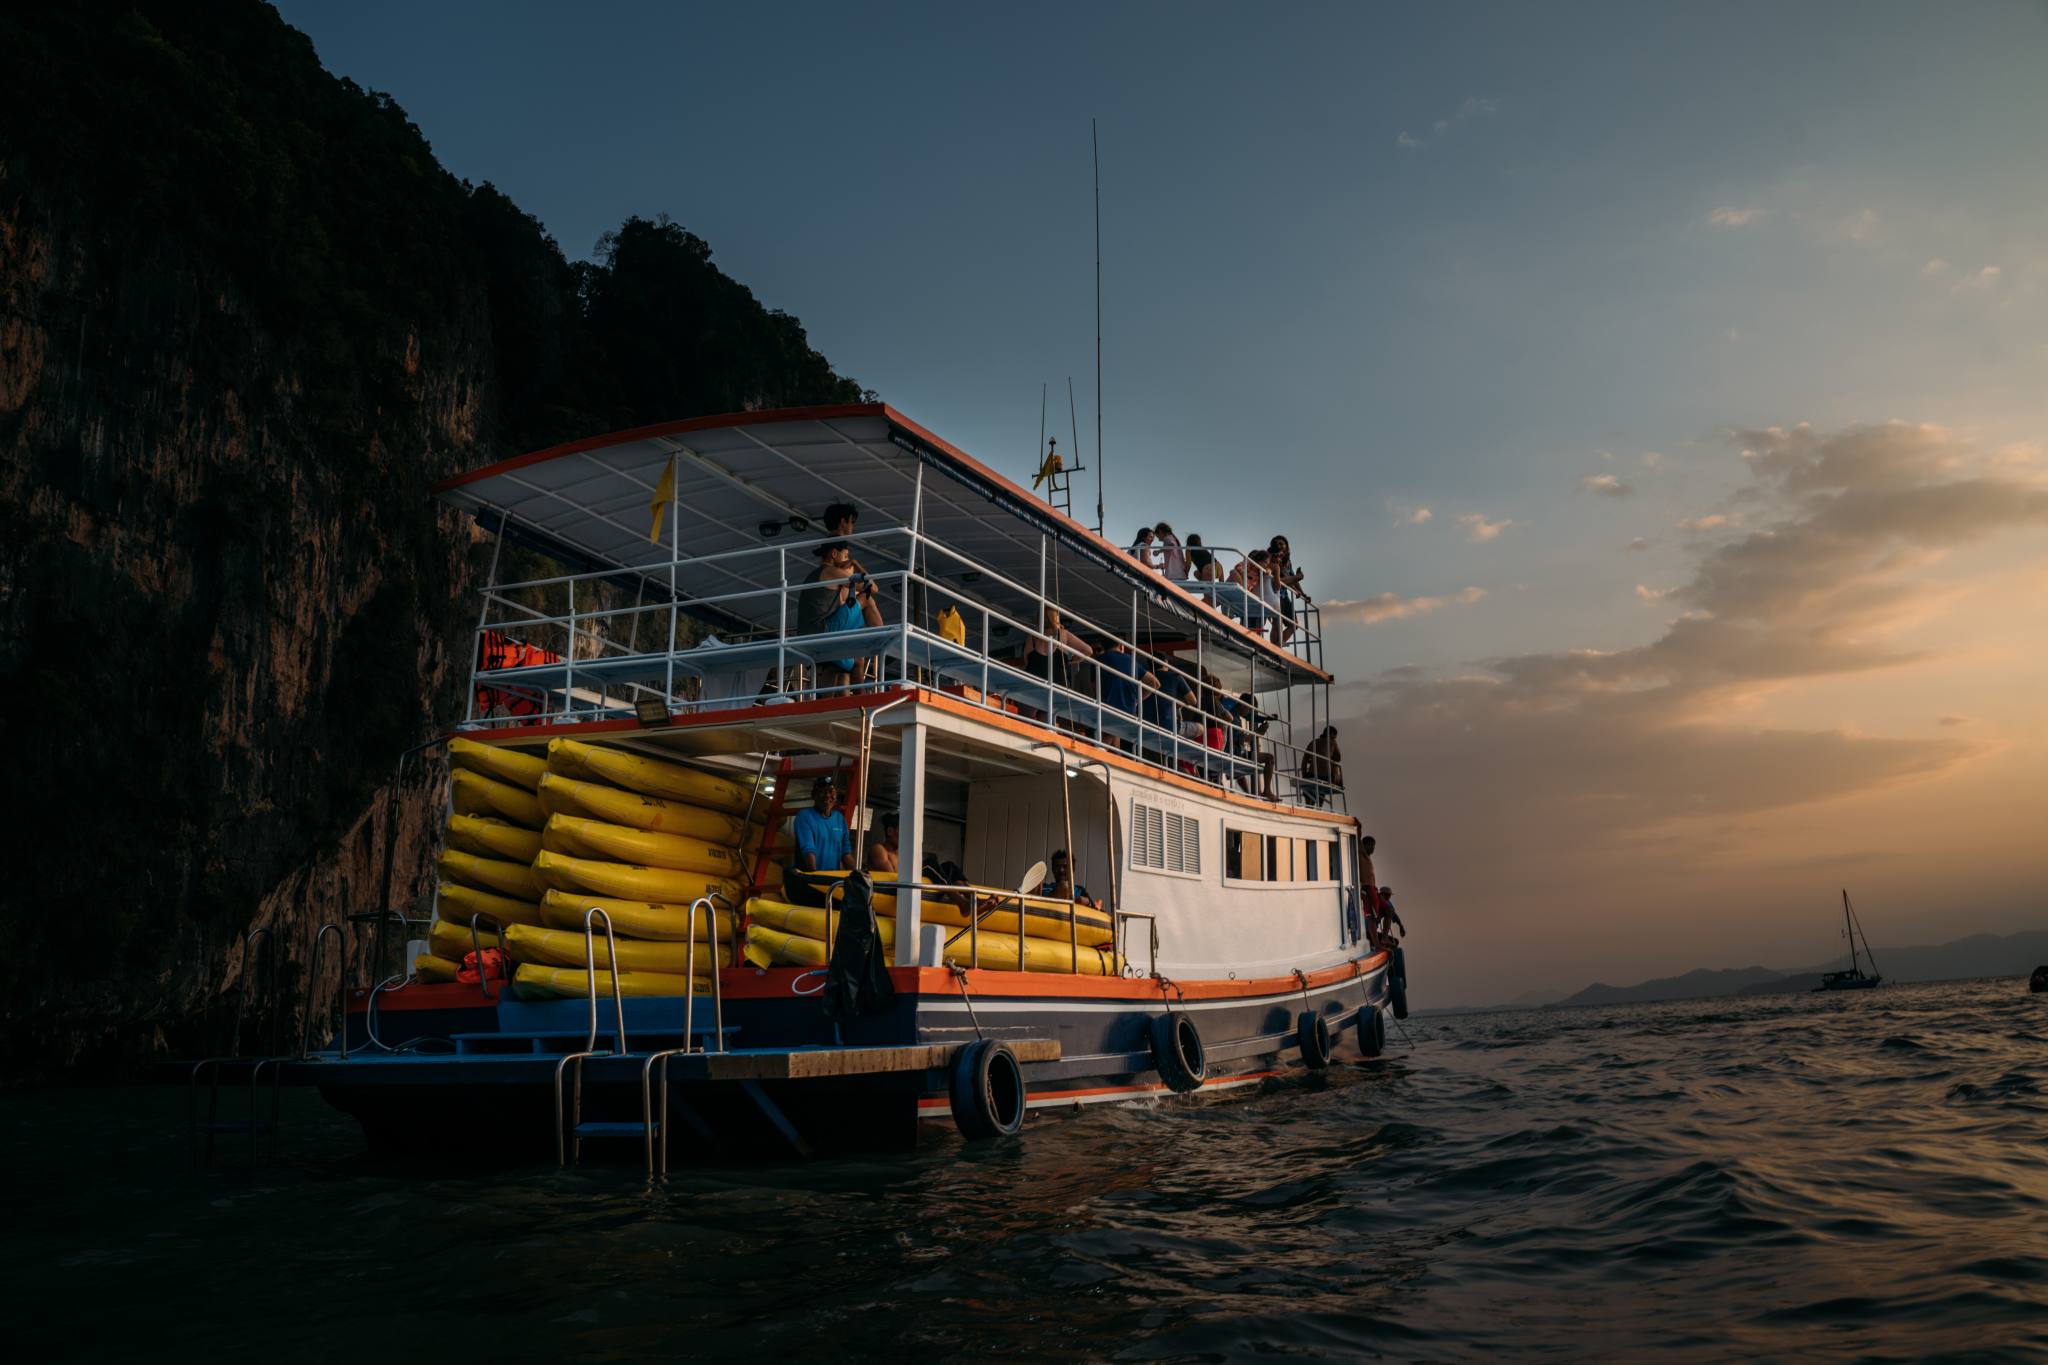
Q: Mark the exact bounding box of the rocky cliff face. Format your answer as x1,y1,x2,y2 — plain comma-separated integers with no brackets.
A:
0,160,486,1078
0,4,860,1081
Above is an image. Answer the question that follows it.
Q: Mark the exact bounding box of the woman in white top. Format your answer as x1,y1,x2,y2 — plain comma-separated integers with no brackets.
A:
1153,522,1186,580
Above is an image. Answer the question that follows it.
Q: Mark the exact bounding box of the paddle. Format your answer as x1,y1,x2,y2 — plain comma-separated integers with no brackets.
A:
1017,860,1048,896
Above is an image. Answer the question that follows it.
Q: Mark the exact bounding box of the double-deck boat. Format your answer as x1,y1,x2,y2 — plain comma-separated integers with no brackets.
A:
249,404,1397,1162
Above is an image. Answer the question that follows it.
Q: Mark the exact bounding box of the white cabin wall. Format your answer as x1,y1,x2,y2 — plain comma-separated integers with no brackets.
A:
961,772,1113,896
1110,768,1355,980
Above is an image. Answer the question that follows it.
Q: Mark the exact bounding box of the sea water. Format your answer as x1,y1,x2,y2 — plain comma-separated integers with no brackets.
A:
5,977,2043,1359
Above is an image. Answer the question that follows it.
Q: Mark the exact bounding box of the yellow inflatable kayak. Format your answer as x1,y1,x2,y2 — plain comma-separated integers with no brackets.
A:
743,923,835,968
429,916,498,961
413,952,460,983
503,922,737,973
448,737,547,792
541,813,747,879
941,931,1122,976
537,889,736,942
532,849,740,906
910,890,1117,949
546,738,757,813
438,848,543,902
449,767,544,828
747,901,898,947
512,963,714,1000
537,772,746,844
436,881,546,931
745,890,1111,949
445,813,543,864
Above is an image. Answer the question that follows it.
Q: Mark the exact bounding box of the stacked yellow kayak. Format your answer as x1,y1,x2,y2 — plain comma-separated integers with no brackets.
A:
431,740,550,977
741,883,1123,976
510,738,764,1000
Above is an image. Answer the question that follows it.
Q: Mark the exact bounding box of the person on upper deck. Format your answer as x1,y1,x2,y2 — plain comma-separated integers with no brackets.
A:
1025,605,1094,694
1038,848,1095,907
1154,523,1186,580
800,541,881,692
1268,535,1305,645
1236,691,1280,801
1230,549,1271,632
1301,725,1342,808
1128,525,1156,567
866,812,900,874
1186,534,1221,583
1095,635,1159,722
822,502,866,573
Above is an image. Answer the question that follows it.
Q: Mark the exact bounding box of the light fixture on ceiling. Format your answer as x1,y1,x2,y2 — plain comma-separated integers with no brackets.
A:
787,514,810,533
759,520,783,538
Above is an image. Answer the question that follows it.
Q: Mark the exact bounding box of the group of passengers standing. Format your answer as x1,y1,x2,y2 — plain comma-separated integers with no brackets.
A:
1129,524,1308,647
787,500,1343,808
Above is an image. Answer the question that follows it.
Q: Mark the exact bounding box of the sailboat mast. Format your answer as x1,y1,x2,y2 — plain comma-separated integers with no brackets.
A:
1842,889,1860,975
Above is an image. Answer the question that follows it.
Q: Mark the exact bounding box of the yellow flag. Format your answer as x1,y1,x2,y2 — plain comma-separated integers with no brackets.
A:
648,456,676,543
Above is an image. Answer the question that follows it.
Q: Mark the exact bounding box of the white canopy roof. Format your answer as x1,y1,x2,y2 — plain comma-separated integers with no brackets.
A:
433,404,1327,687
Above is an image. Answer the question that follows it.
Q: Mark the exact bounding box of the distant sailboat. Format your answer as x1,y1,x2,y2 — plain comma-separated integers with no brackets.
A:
1816,889,1882,991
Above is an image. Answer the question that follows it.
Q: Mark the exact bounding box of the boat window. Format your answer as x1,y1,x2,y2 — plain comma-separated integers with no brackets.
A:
1226,828,1340,885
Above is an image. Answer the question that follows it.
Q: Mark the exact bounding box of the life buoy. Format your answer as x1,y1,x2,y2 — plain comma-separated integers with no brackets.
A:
1153,1012,1206,1093
1358,1004,1387,1059
948,1039,1026,1139
1389,946,1409,1020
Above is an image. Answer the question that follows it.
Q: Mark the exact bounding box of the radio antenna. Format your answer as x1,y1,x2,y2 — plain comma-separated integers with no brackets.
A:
1067,378,1080,490
1092,118,1104,536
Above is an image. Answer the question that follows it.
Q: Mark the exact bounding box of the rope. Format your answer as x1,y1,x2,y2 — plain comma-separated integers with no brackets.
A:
790,968,829,997
1153,972,1186,1017
947,963,986,1041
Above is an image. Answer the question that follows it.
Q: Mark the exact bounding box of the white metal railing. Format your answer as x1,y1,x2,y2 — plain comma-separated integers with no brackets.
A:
462,525,1348,813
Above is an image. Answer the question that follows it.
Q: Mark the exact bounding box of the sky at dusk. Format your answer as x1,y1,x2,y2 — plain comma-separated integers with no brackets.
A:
279,0,2047,1003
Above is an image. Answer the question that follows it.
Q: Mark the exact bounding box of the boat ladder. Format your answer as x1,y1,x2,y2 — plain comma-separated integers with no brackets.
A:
553,897,732,1175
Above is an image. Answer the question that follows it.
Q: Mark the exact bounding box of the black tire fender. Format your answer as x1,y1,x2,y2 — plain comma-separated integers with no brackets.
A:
1152,1012,1206,1093
1297,1010,1332,1070
949,1039,1026,1140
1358,1005,1387,1059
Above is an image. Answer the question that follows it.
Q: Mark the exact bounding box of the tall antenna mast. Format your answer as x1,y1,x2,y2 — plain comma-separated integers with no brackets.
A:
1093,117,1104,536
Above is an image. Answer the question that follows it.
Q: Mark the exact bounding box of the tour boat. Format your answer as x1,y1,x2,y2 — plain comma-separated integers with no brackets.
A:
236,404,1396,1163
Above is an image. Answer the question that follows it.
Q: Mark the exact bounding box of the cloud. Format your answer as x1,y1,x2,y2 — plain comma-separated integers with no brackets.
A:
1322,586,1485,627
1837,207,1879,246
1625,537,1651,552
1955,265,2001,292
1458,513,1513,542
1922,258,1950,276
1580,473,1634,497
1334,417,2044,873
1395,504,1433,526
1708,206,1765,227
1328,417,2048,1007
1641,451,1664,469
1395,95,1498,150
1678,513,1733,532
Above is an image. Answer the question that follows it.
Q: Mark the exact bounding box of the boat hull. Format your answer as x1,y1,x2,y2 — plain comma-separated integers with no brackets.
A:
310,954,1392,1157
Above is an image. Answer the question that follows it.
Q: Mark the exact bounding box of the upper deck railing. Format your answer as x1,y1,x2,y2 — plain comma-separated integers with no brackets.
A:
463,526,1346,815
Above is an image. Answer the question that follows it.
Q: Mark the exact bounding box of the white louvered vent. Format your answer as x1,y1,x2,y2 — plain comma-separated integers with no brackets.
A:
1133,800,1199,875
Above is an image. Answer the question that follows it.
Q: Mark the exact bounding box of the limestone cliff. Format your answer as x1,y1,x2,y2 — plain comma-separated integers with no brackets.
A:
0,3,860,1079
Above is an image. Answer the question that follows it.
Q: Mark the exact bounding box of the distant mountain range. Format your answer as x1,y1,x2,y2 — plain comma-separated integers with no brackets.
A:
1419,930,2048,1015
1557,931,2048,1008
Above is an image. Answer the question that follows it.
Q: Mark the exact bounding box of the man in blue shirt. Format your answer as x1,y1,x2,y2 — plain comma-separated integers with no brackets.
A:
791,774,851,876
